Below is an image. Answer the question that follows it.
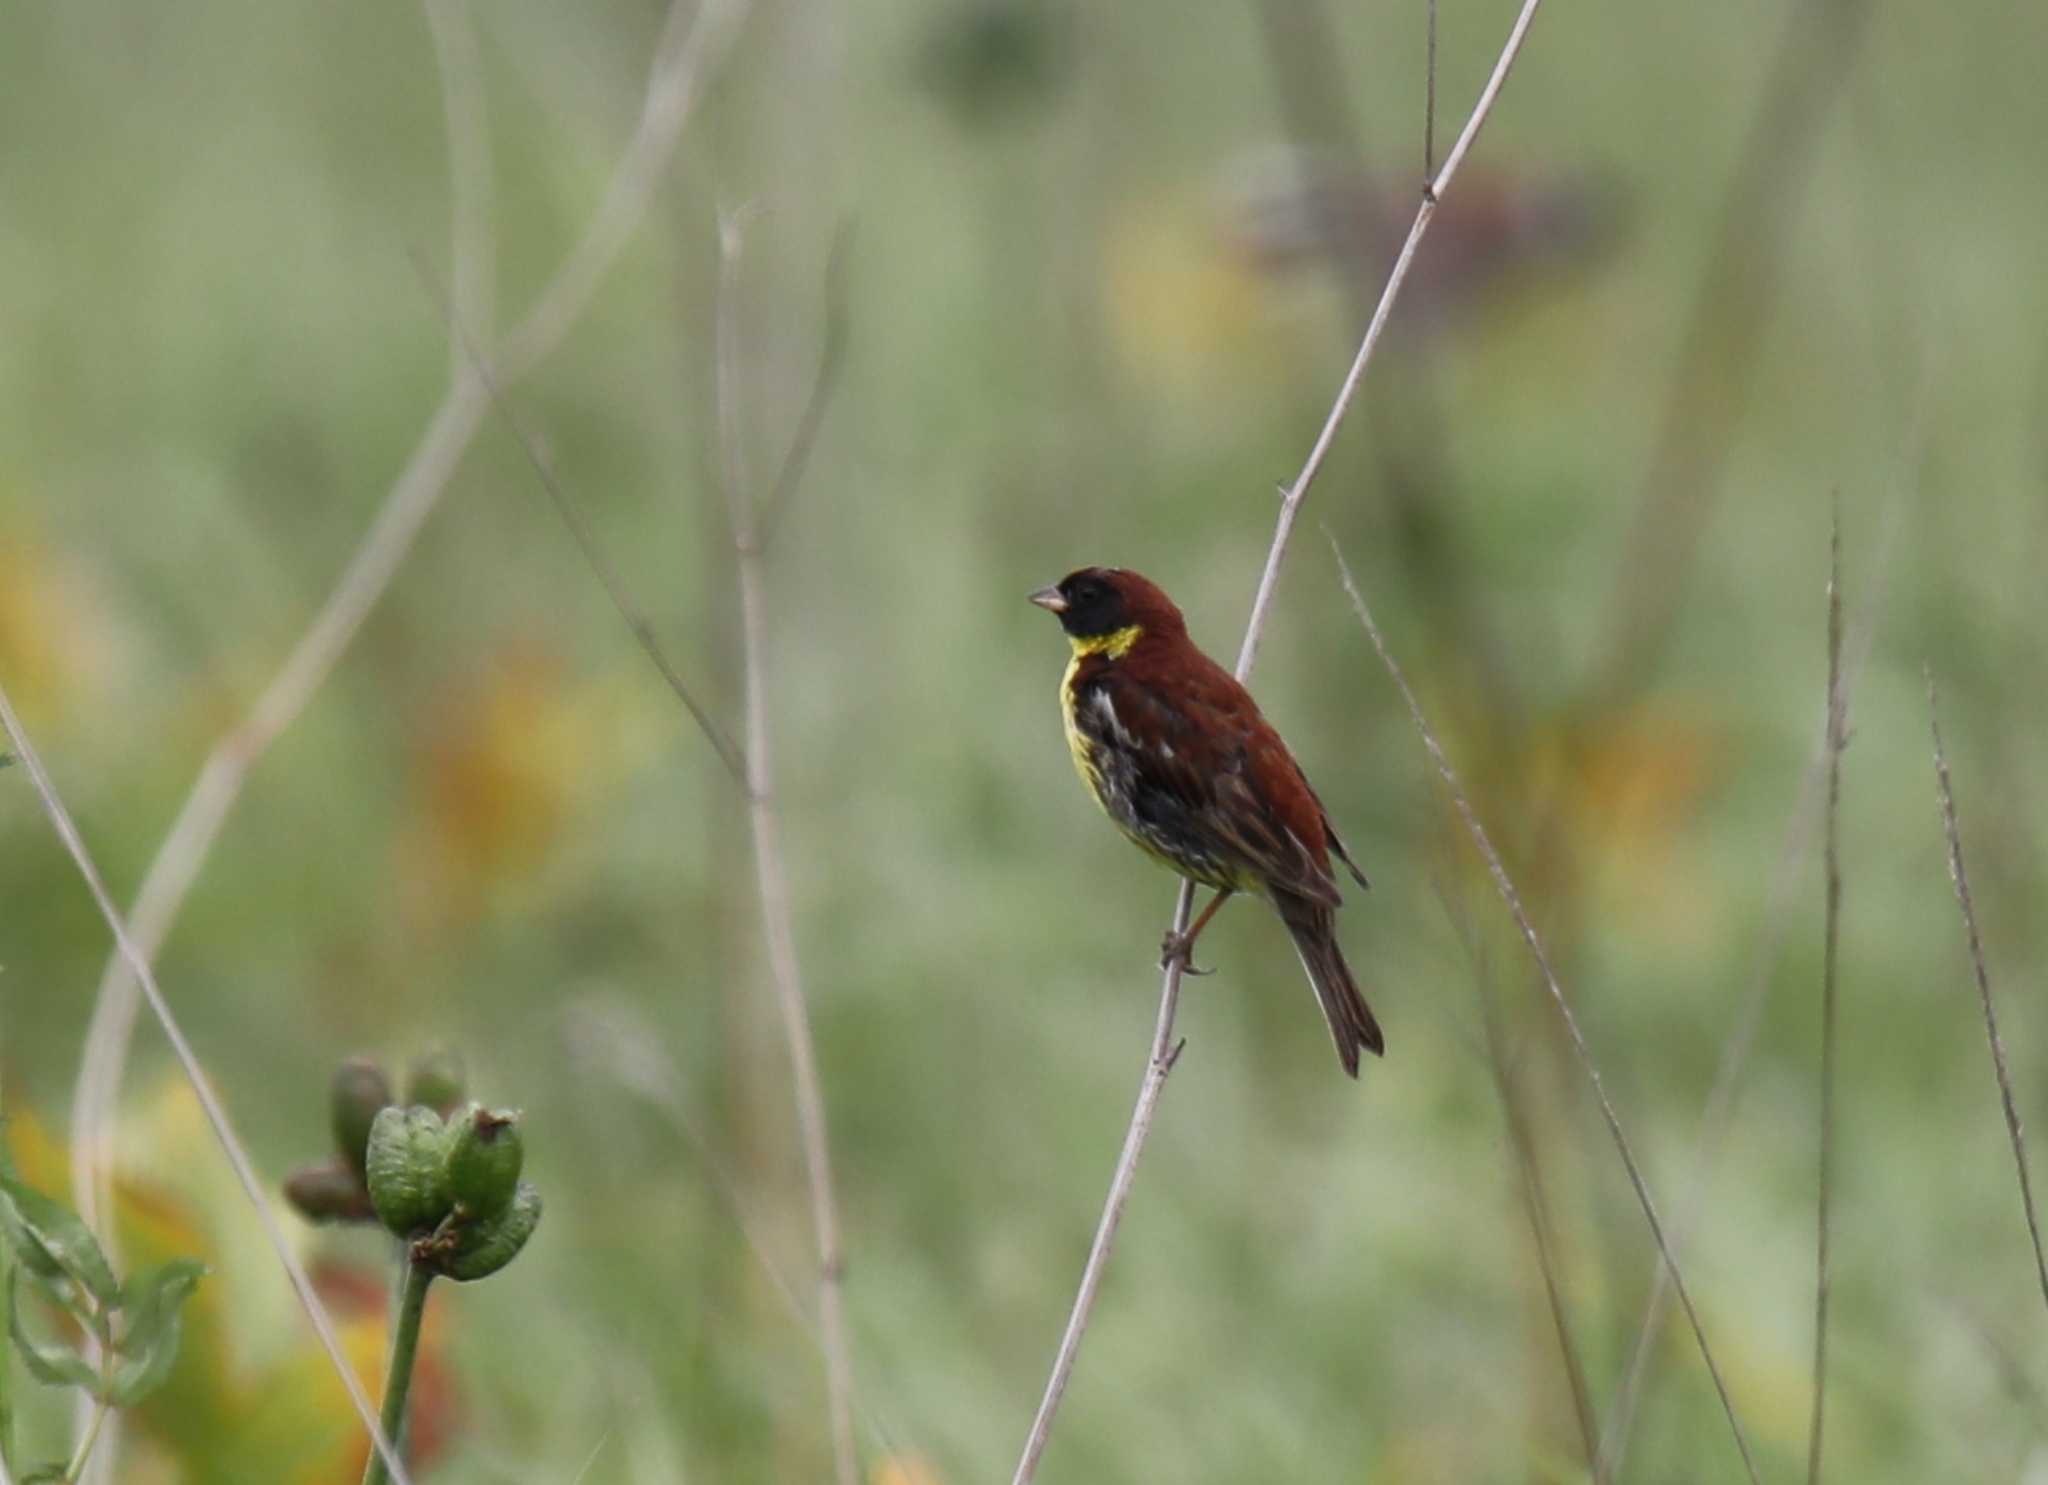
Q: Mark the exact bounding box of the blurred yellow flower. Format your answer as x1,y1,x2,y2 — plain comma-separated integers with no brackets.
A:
872,1451,945,1485
393,638,620,931
0,527,116,726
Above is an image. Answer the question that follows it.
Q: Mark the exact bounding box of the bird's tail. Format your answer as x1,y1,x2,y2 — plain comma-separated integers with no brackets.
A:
1275,892,1384,1077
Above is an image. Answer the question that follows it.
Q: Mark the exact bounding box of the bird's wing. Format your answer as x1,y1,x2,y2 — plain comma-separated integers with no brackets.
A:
1324,819,1371,890
1096,665,1343,906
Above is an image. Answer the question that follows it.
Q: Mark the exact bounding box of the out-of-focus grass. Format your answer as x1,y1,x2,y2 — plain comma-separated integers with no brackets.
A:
4,0,2048,1480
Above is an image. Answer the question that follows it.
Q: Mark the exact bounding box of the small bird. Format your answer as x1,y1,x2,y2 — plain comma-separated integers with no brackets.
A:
1030,566,1383,1075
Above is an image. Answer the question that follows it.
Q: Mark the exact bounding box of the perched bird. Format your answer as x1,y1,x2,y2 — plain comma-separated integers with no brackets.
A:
1030,566,1383,1075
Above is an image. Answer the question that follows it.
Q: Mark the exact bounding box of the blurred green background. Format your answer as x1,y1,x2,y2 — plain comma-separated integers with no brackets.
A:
4,0,2047,1479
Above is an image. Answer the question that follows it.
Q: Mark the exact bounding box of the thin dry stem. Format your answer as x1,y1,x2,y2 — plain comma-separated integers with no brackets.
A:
474,204,859,1474
425,0,494,381
1927,671,2048,1315
1010,7,1549,1475
716,214,859,1485
0,687,415,1485
1599,401,1918,1482
497,0,743,376
563,996,905,1460
567,1433,612,1485
756,220,854,552
1476,977,1599,1470
414,248,749,785
69,0,744,1277
1425,0,1439,181
567,996,808,1325
1807,509,1845,1484
1232,0,1545,681
1331,542,1762,1485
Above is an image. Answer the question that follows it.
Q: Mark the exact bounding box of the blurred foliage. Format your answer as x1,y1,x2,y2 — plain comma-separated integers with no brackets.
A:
3,0,2048,1480
5,1095,459,1483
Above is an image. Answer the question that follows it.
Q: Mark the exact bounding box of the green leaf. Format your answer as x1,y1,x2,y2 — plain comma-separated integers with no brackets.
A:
104,1259,205,1404
0,1168,118,1306
113,1259,205,1358
21,1462,70,1482
8,1274,105,1396
107,1310,188,1406
17,1263,107,1351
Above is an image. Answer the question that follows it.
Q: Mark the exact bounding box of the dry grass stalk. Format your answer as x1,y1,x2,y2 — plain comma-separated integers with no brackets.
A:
716,214,860,1485
1808,509,1846,1484
1599,420,1916,1481
1928,671,2048,1314
1331,542,1762,1485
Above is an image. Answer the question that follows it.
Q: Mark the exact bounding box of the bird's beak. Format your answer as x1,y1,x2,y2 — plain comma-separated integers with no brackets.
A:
1028,585,1068,614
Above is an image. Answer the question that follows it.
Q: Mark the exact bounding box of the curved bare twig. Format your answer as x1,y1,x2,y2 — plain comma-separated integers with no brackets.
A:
70,0,748,1268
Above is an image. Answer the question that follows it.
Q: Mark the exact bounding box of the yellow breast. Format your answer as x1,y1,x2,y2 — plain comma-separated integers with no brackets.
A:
1061,651,1104,799
1057,624,1143,812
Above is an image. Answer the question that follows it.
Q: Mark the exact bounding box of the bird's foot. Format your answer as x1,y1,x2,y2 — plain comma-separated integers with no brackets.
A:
1159,928,1213,977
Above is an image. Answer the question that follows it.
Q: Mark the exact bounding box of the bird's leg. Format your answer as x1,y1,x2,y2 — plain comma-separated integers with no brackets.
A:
1160,888,1235,976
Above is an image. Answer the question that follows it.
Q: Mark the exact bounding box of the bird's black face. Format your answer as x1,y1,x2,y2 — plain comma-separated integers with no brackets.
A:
1029,568,1131,639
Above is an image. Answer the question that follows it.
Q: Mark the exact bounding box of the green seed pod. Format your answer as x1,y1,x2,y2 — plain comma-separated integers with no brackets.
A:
365,1106,453,1236
441,1104,524,1219
283,1157,376,1224
434,1181,541,1282
330,1057,394,1180
404,1049,467,1116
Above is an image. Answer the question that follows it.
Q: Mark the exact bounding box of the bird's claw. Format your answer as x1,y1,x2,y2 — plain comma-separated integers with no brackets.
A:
1159,930,1213,977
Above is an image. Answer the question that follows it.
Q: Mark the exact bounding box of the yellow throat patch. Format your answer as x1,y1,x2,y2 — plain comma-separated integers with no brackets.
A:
1059,624,1143,799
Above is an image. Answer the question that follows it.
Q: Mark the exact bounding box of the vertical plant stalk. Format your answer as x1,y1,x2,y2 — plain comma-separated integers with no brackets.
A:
716,218,859,1485
1598,416,1916,1482
0,684,415,1485
1807,513,1845,1484
425,0,496,382
1331,545,1762,1485
60,1403,108,1485
1424,0,1439,180
362,1261,434,1485
476,217,862,1462
1474,981,1599,1471
1927,672,2048,1313
68,0,747,1269
1009,6,1549,1477
0,1164,12,1485
1232,0,1542,679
